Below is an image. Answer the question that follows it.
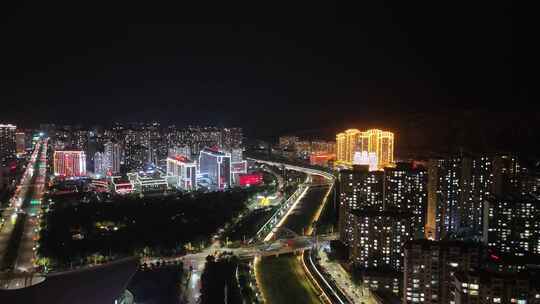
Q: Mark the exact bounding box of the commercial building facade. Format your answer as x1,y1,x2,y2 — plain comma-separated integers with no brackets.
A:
53,150,87,177
0,124,16,164
198,148,231,190
166,155,197,191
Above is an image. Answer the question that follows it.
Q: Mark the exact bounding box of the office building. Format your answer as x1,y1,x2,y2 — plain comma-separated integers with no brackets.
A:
15,132,25,155
198,148,231,190
53,150,87,177
166,155,197,191
231,148,243,162
0,124,16,164
93,152,106,176
403,240,482,304
128,172,168,193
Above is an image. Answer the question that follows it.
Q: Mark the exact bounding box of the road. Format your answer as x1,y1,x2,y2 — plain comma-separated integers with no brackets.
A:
255,179,334,304
0,138,47,277
250,159,358,304
14,139,47,272
316,245,370,303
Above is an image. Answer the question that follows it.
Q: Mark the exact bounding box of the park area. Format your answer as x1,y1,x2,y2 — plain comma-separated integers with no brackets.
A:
257,254,322,304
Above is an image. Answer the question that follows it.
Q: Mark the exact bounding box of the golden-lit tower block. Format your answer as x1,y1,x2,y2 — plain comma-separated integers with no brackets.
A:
345,129,361,163
336,132,347,163
359,129,394,169
336,128,394,169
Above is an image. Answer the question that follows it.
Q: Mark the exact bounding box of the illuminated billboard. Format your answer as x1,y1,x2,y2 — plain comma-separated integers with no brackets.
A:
239,173,263,187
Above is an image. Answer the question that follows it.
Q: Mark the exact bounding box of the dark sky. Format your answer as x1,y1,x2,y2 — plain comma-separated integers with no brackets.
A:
0,2,532,148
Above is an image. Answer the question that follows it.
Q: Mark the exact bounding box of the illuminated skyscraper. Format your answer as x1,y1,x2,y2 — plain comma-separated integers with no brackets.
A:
384,163,428,238
359,129,394,169
426,154,525,241
336,128,394,169
485,194,540,257
0,124,16,164
93,151,106,175
53,150,86,177
403,240,482,304
345,129,361,164
104,141,122,175
349,209,413,272
336,132,347,162
338,165,384,245
198,148,231,190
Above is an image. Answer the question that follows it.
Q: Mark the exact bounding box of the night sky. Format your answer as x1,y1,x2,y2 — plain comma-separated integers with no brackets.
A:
0,3,534,152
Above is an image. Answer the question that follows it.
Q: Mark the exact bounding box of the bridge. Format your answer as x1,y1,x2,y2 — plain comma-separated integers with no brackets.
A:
247,158,335,181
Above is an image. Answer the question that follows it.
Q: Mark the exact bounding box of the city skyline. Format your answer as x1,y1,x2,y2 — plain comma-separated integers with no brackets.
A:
0,3,530,143
1,3,537,304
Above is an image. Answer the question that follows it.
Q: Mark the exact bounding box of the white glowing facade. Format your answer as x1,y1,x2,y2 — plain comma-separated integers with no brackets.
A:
104,141,122,175
166,155,197,191
198,148,231,190
353,151,378,171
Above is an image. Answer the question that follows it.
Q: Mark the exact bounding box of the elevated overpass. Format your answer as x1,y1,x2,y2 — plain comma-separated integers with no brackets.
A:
247,158,335,181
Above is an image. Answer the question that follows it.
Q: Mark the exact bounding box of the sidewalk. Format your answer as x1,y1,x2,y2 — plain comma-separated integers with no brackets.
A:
317,245,372,304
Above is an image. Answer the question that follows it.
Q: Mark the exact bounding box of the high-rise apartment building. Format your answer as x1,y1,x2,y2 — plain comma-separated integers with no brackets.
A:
336,132,347,163
338,165,384,245
104,141,122,175
336,128,394,169
0,124,16,164
403,240,482,304
384,163,428,238
53,150,87,177
222,127,243,151
349,209,412,272
485,194,540,257
426,154,527,241
453,269,538,304
169,146,192,159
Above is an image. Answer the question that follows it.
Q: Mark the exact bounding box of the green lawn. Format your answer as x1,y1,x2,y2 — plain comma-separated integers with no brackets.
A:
257,255,322,304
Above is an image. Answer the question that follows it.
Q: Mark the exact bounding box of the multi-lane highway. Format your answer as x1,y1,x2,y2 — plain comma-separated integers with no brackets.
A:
0,138,47,277
250,159,359,304
14,139,47,272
